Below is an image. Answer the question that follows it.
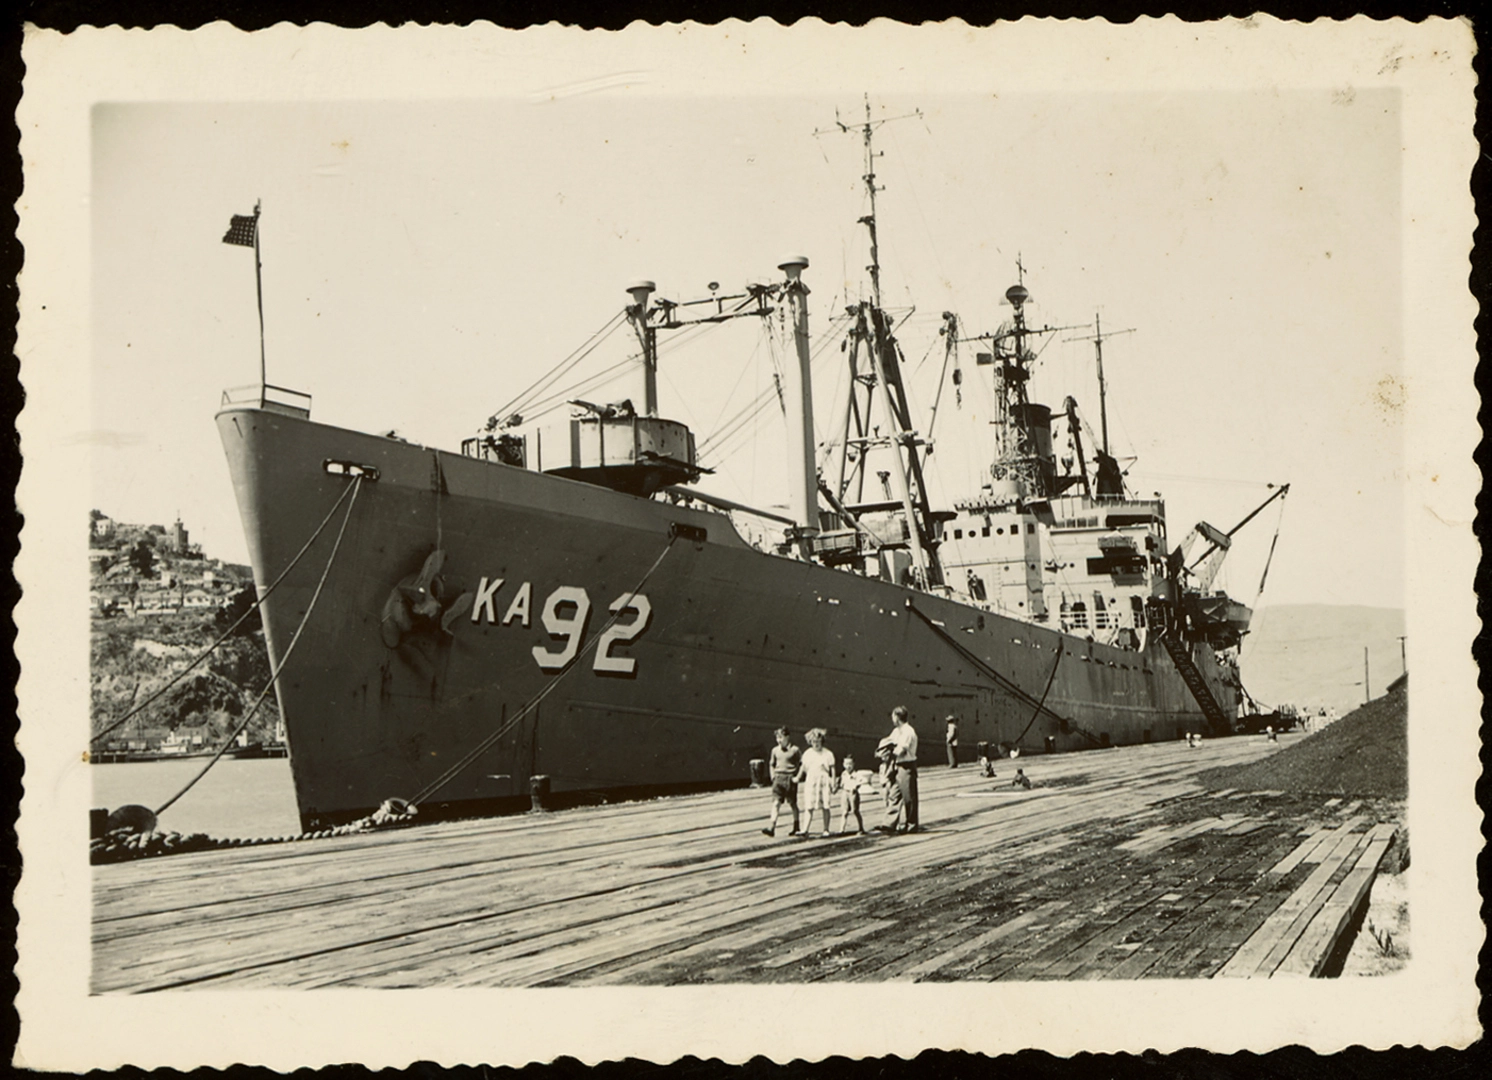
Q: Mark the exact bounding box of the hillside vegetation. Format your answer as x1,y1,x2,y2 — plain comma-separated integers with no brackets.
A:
90,510,279,750
91,606,282,748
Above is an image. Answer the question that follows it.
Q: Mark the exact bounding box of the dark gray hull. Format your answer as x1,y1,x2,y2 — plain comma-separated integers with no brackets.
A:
219,405,1237,830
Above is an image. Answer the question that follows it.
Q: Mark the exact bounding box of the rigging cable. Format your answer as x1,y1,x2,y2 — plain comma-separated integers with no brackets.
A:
405,533,682,808
89,477,365,746
153,476,365,817
488,310,627,426
1253,486,1290,601
697,314,851,466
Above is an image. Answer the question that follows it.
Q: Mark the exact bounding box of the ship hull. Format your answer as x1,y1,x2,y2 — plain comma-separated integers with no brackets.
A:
219,407,1238,830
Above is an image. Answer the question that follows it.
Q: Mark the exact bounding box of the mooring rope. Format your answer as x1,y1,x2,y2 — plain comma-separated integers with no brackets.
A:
1011,638,1065,747
153,476,365,818
406,532,681,809
90,478,365,746
904,599,1099,744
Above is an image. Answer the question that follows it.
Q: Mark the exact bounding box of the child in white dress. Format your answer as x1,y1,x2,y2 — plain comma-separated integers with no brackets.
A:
798,728,837,838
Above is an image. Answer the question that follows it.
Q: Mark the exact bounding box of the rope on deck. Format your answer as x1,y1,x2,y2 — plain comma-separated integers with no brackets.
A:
90,797,419,865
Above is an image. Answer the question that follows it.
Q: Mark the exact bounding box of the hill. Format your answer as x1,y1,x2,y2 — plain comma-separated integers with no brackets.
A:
1239,604,1405,716
1199,679,1406,799
90,510,278,751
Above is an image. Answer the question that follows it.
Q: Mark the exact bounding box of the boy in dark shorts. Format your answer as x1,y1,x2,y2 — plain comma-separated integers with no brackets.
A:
762,727,802,837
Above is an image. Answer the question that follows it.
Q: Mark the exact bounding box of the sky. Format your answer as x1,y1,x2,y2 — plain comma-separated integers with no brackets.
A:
91,89,1403,609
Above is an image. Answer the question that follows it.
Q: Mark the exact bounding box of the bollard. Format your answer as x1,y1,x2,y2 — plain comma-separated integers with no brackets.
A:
749,758,769,788
1044,735,1056,754
90,808,108,839
529,775,551,813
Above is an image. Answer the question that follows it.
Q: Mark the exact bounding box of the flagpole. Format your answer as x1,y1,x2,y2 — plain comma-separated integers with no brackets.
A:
253,199,266,395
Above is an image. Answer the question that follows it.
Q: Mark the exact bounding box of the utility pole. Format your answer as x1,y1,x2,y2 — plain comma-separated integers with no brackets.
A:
1363,646,1370,703
1398,635,1407,677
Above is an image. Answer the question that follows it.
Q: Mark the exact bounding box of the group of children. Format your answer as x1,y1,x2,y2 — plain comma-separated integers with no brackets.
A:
762,726,910,838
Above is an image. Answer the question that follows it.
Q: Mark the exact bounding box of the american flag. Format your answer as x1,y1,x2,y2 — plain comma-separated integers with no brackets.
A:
222,213,257,247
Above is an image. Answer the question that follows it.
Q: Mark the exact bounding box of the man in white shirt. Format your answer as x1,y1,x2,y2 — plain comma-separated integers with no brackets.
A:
888,705,919,832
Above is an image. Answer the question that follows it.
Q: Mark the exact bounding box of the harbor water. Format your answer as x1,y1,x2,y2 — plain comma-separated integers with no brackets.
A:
92,758,300,839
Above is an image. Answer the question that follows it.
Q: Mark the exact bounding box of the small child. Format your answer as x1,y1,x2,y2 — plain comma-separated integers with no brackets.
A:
875,737,905,833
798,727,837,838
836,754,872,835
1012,768,1032,790
762,727,802,837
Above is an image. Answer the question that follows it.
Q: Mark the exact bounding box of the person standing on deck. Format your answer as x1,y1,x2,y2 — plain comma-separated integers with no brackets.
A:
798,728,837,838
945,715,959,768
762,727,802,838
888,706,920,832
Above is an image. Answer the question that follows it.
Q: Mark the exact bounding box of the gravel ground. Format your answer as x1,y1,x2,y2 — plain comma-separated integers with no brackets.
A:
1198,682,1407,798
1339,871,1410,976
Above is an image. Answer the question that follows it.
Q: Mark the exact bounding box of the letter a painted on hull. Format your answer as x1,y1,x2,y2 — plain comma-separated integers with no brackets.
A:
471,577,504,624
503,582,533,627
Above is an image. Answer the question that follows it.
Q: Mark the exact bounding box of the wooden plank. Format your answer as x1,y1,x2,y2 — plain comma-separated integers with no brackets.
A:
1266,827,1333,879
1214,826,1369,978
1274,825,1397,977
1300,815,1367,863
895,902,1068,981
91,731,1384,990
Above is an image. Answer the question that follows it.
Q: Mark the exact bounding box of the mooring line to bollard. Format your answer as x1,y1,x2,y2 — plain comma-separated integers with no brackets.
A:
904,599,1093,743
1012,639,1066,747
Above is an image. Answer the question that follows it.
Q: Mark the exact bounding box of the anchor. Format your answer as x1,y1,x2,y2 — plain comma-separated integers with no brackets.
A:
379,549,475,648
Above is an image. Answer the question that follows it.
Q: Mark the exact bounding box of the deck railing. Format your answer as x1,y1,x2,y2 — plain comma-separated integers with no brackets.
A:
220,384,312,418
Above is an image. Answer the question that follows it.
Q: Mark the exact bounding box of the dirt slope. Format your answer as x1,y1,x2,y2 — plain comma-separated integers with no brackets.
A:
1199,681,1407,798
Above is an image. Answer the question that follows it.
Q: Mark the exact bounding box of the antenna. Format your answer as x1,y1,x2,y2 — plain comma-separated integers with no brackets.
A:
815,94,922,307
1065,314,1135,456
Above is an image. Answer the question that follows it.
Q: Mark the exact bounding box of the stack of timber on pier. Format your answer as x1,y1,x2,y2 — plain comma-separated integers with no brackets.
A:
93,734,1402,990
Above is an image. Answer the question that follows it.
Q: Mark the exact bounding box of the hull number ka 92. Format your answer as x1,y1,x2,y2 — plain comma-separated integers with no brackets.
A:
469,577,653,675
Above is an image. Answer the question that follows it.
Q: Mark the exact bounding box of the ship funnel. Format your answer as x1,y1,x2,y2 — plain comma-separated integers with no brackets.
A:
1005,283,1029,308
778,256,809,281
626,280,656,309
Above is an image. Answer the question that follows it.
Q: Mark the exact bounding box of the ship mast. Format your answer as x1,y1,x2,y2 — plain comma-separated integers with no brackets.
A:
827,96,939,587
1066,312,1135,458
625,280,660,416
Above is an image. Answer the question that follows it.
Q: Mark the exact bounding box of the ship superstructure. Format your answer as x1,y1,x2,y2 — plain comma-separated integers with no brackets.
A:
216,103,1284,829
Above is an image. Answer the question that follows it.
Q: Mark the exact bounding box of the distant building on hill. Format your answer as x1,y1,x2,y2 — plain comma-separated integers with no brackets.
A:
166,516,189,553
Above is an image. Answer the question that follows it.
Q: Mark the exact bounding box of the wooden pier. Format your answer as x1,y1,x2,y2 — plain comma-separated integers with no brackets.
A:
92,733,1401,990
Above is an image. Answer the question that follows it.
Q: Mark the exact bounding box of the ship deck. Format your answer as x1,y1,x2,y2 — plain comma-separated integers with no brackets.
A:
92,733,1402,990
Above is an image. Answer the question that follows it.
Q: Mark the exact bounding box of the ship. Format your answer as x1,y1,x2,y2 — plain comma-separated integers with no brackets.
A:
218,105,1286,831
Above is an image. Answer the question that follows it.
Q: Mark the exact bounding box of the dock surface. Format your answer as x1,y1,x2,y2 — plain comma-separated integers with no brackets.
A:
93,734,1401,990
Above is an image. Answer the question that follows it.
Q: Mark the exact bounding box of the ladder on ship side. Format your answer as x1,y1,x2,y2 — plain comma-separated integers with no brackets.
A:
1159,630,1233,736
